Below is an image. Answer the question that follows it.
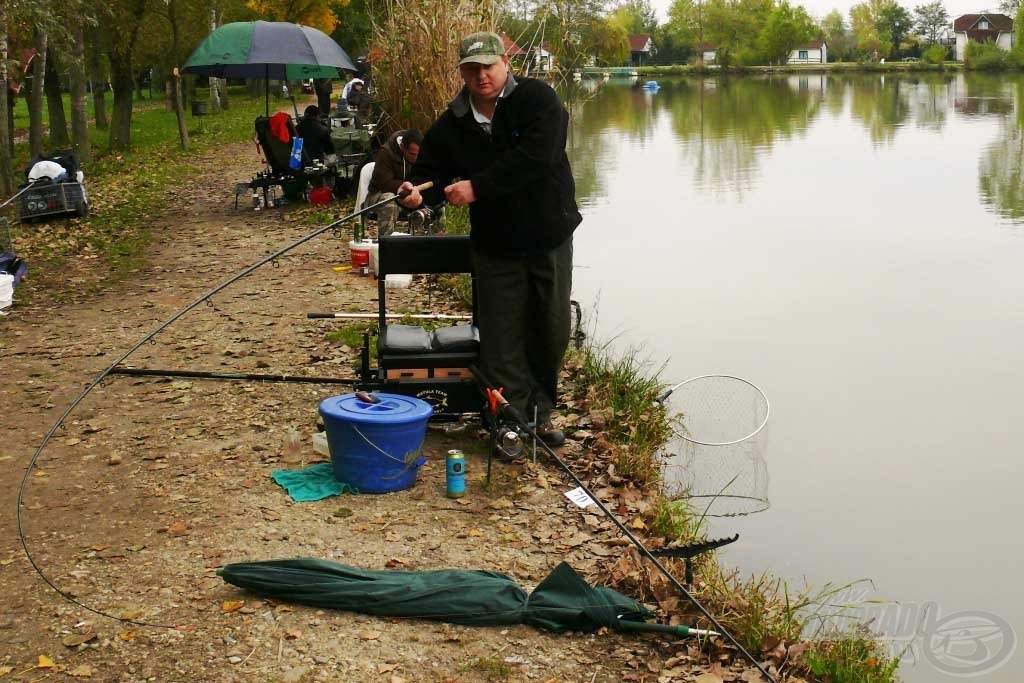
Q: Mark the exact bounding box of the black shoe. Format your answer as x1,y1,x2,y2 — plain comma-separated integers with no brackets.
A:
536,421,565,447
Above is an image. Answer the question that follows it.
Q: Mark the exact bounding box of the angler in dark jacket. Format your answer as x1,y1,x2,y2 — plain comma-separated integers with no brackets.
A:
366,129,422,235
400,31,581,446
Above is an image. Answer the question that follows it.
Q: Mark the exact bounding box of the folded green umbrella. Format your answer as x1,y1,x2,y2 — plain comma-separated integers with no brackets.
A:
217,559,657,633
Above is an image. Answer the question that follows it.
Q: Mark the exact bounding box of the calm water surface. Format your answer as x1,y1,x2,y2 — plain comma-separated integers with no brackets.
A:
565,73,1023,682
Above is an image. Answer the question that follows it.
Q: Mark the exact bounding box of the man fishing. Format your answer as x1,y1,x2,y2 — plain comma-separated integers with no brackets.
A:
398,31,582,446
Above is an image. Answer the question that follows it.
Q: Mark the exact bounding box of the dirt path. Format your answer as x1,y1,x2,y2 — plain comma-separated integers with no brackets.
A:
0,143,764,683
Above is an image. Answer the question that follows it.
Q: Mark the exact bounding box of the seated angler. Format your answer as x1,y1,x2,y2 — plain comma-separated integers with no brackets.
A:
366,129,422,235
296,105,336,166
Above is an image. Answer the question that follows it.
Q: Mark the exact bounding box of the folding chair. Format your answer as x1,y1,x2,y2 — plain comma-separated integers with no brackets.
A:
359,234,481,419
252,115,333,205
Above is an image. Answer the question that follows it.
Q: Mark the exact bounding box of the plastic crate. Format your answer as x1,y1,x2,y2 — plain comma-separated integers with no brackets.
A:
19,182,89,222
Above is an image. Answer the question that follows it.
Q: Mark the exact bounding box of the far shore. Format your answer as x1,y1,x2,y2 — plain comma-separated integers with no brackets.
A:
572,61,997,77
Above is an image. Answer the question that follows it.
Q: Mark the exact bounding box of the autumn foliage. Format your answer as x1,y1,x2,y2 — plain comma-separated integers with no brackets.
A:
370,0,500,133
246,0,350,35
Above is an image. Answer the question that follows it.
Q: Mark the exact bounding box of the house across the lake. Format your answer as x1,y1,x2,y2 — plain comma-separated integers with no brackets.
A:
953,13,1015,60
629,34,655,66
695,43,716,64
788,40,827,64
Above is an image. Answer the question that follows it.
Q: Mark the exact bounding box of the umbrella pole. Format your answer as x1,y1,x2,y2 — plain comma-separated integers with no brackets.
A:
469,366,777,683
265,64,270,116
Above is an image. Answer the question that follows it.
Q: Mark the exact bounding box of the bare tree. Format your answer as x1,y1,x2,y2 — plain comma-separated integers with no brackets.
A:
69,23,92,163
45,46,71,148
0,2,13,197
88,25,110,130
28,30,49,157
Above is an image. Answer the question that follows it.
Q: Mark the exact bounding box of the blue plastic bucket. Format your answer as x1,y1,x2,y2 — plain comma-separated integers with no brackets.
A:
318,393,433,493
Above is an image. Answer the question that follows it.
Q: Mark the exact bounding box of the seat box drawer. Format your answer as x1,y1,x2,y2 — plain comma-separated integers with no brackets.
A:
384,368,429,380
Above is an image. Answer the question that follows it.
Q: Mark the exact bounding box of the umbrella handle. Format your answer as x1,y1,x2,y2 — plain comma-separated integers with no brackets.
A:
615,617,718,638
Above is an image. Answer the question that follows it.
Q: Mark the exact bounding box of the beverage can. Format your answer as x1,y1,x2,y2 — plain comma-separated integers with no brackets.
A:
445,449,466,498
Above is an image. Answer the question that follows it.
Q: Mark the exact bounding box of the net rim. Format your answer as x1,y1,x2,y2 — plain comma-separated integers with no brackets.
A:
664,374,770,447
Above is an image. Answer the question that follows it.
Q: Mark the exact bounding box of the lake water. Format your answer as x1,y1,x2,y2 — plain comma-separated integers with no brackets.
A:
565,72,1023,682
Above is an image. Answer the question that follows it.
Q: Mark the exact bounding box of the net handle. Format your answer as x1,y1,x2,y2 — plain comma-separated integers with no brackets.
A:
658,374,770,447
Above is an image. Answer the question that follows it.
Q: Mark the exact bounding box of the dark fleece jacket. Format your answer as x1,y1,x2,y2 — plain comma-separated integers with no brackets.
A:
411,76,581,255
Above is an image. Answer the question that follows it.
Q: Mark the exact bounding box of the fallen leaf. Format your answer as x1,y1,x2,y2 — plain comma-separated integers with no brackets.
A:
0,665,13,675
360,630,382,640
0,558,14,566
694,673,724,683
118,631,137,641
68,664,94,677
37,655,55,669
285,628,302,640
378,663,397,674
62,633,97,647
34,470,48,477
221,600,245,613
166,521,189,536
89,545,110,552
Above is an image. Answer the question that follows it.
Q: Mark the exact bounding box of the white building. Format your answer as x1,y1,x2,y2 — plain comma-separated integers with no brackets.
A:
788,40,828,64
953,13,1015,61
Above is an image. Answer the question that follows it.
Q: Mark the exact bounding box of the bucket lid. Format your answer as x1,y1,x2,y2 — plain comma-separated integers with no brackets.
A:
319,392,433,425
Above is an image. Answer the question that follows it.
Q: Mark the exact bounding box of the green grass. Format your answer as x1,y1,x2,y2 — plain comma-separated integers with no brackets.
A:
324,323,370,348
462,656,514,682
807,638,902,683
5,86,295,301
566,338,673,487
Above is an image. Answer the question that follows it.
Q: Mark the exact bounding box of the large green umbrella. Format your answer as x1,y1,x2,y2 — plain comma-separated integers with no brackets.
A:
218,559,661,633
183,21,356,114
183,21,355,80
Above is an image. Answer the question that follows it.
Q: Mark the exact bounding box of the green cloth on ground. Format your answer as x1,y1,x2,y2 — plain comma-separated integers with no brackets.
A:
271,463,358,501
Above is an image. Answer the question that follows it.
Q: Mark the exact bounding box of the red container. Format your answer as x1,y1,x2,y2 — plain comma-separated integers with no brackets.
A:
349,240,371,270
309,187,333,205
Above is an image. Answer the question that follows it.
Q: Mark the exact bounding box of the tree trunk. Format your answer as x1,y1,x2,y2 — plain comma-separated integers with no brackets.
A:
87,26,108,130
108,53,135,150
45,46,70,148
0,3,13,198
172,71,189,151
207,8,223,111
29,31,48,157
167,0,190,150
69,23,90,164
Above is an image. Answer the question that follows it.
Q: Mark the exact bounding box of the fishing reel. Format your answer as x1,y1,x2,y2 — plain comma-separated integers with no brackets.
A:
494,422,529,458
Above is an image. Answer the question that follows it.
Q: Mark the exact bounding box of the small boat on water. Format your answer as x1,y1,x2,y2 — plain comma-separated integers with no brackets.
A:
642,80,659,91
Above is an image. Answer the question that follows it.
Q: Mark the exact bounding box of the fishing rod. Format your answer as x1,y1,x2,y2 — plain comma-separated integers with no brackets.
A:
110,367,362,385
0,179,39,211
16,183,433,629
469,366,777,683
307,312,472,320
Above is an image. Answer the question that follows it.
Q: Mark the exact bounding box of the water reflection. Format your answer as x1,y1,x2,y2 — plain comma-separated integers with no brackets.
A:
563,72,1023,227
979,79,1024,223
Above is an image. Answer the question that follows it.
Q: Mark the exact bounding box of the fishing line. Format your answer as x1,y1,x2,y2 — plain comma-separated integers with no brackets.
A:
15,186,431,629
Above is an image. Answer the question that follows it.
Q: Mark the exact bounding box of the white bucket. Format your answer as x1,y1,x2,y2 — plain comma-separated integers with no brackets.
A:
0,273,13,310
369,242,380,275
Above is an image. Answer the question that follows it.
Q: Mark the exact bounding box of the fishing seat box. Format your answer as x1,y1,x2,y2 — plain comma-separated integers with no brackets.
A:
362,234,482,418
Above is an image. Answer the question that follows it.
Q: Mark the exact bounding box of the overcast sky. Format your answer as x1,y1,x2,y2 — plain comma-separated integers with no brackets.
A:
647,0,1010,24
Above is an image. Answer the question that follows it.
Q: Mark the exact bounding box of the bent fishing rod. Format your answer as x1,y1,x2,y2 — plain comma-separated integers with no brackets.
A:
16,183,433,629
469,366,776,683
